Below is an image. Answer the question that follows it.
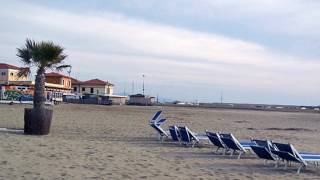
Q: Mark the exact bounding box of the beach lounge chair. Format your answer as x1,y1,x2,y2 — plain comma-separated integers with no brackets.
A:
178,126,208,147
250,139,279,165
220,133,254,159
169,125,180,141
271,143,320,173
205,131,227,154
251,145,278,166
178,126,199,147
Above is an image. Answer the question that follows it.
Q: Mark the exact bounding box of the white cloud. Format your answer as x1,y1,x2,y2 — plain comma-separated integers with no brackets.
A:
119,0,320,39
1,1,320,105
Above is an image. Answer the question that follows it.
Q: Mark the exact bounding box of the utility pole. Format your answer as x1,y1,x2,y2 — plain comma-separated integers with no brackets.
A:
67,66,72,77
157,93,159,103
131,80,134,95
142,74,145,95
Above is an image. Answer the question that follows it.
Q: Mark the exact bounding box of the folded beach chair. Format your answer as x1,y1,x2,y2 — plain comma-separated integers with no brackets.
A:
271,143,320,174
220,133,255,159
205,131,227,154
169,125,180,141
178,126,208,147
149,111,169,143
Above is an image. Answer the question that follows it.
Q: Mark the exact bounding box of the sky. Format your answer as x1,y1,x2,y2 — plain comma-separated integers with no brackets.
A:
1,0,320,105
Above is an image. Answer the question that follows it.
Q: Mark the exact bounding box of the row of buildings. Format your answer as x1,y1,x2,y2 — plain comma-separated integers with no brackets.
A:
0,63,155,105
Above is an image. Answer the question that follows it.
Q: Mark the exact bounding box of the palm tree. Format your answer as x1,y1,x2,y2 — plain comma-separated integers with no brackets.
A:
17,39,70,135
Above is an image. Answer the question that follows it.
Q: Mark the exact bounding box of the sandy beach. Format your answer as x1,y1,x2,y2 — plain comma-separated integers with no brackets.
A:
0,104,319,179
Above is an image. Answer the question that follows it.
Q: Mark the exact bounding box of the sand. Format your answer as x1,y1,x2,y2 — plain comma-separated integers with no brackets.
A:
0,103,319,179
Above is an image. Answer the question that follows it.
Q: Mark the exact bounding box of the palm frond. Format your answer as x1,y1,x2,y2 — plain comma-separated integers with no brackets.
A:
55,64,71,72
17,67,31,78
16,48,32,64
17,39,68,70
25,38,36,50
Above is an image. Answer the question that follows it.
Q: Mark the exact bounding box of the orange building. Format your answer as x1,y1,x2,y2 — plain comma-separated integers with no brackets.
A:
45,72,72,92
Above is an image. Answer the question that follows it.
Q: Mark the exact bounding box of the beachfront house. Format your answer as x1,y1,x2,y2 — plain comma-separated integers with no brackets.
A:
70,78,128,105
72,78,114,96
128,94,155,106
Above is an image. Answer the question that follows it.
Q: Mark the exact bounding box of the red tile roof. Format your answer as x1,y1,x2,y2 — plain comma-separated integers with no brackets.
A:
0,63,20,70
70,77,82,85
82,79,113,86
45,72,70,78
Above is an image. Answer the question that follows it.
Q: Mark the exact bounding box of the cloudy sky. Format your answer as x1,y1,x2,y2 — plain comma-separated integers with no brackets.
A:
1,0,320,105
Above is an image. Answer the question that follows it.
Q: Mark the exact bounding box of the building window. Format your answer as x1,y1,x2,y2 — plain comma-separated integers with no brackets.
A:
74,87,77,92
90,88,94,93
10,72,14,76
1,72,6,76
82,87,85,91
62,79,65,85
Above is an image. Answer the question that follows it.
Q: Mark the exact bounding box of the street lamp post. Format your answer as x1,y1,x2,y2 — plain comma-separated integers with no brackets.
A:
142,74,145,96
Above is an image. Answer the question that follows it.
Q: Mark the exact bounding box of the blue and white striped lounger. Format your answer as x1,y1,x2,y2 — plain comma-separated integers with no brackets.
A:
271,143,320,174
169,125,180,142
178,126,208,147
206,131,227,154
219,133,256,159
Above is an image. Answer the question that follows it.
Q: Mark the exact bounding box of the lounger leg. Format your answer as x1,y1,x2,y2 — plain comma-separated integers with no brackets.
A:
216,147,220,153
230,150,234,157
284,161,289,170
160,136,165,143
192,141,196,148
237,152,242,159
297,164,305,174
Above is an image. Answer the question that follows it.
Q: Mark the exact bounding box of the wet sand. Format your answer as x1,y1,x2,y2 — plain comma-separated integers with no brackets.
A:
0,104,319,179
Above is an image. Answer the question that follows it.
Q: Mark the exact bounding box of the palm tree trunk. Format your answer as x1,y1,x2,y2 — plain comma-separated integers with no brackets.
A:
24,67,53,135
34,68,46,110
